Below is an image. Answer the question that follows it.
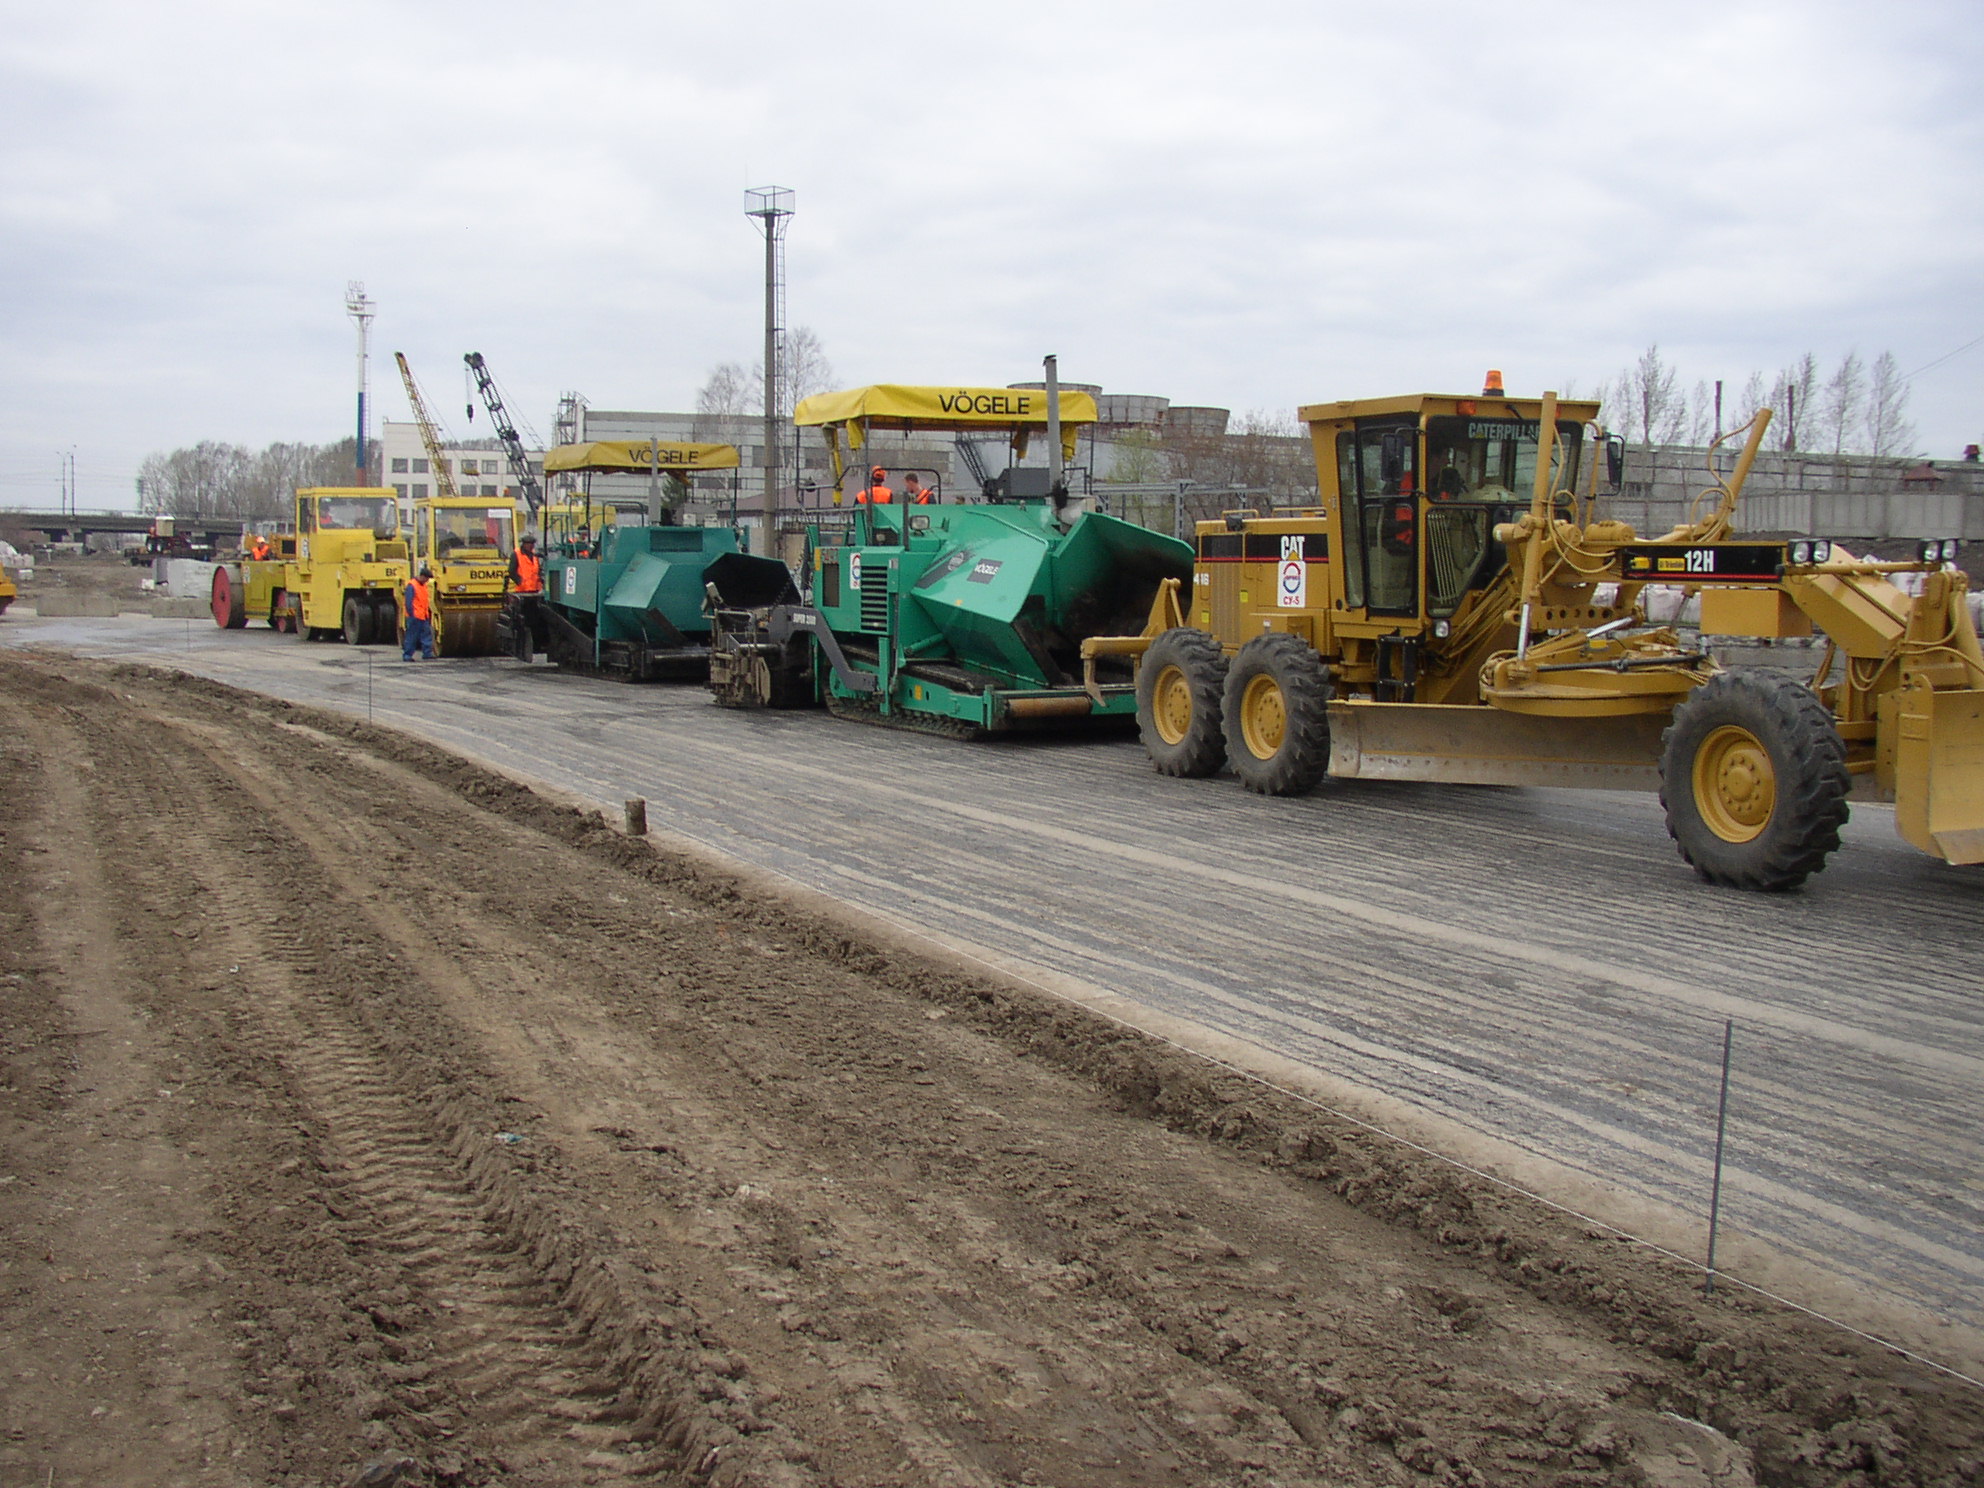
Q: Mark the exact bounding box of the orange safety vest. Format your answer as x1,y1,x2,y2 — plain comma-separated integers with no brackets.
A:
903,483,933,505
856,485,894,505
513,549,543,593
408,579,432,622
249,538,270,560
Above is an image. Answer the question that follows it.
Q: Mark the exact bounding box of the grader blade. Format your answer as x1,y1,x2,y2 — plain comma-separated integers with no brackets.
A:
1894,687,1984,864
1327,700,1667,789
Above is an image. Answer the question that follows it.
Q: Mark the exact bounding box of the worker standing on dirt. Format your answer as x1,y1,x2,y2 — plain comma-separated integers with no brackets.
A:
901,473,934,505
402,566,436,662
502,534,547,662
856,467,894,505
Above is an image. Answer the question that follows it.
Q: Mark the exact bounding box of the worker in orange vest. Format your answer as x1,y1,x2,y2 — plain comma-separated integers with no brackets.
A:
901,473,935,505
248,535,271,561
506,534,544,594
402,565,436,661
856,466,894,505
502,534,546,662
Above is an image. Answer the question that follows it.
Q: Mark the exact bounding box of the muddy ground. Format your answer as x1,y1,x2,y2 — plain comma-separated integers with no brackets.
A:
0,649,1979,1488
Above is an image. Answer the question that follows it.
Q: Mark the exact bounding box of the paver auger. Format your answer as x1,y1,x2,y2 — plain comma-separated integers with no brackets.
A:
1088,381,1984,889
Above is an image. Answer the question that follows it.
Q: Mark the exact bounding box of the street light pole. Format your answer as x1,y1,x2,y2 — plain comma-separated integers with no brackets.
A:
745,187,793,565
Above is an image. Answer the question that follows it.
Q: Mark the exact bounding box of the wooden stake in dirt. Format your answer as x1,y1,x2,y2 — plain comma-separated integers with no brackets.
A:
623,797,648,836
1706,1018,1734,1295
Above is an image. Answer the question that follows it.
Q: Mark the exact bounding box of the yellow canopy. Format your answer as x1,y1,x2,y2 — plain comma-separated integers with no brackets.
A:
542,440,741,473
793,384,1097,479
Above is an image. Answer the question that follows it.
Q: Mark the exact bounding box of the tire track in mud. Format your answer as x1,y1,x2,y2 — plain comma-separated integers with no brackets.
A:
0,686,255,1488
169,716,1300,1487
48,683,821,1486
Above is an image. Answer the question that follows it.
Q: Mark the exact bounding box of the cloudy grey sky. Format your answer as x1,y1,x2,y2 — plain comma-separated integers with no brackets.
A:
3,0,1979,509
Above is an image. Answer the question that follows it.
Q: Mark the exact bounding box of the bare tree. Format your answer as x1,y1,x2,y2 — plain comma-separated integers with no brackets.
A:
1684,379,1715,445
696,325,836,427
1738,372,1769,432
1102,429,1164,484
695,362,753,417
136,436,378,520
1228,409,1313,495
1820,350,1865,455
1610,345,1684,447
782,326,836,411
1773,353,1819,451
1862,351,1918,459
136,441,252,517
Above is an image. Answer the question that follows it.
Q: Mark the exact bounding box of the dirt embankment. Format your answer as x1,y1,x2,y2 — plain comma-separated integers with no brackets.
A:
0,650,1977,1488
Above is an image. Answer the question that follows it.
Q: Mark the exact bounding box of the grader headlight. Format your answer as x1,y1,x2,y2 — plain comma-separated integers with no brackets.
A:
1919,537,1960,564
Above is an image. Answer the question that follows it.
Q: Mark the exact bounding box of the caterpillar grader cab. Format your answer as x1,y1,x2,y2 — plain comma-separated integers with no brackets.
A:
707,381,1196,733
1088,379,1984,888
506,439,789,680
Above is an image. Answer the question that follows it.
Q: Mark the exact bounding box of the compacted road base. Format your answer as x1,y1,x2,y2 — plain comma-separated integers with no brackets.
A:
0,651,1978,1488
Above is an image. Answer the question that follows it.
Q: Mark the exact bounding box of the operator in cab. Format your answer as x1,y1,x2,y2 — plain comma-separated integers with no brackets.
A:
1432,449,1469,500
901,473,935,505
856,466,894,505
248,534,271,561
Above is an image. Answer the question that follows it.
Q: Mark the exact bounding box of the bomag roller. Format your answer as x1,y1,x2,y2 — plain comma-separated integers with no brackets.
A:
707,382,1195,734
1088,378,1984,889
508,439,790,680
209,488,408,643
404,495,516,656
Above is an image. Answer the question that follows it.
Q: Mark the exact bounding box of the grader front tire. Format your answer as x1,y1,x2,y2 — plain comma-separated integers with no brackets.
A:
1222,633,1331,796
1659,669,1850,890
1137,628,1229,778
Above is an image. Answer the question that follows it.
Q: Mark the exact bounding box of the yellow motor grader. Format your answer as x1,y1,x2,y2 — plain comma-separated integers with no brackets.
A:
1086,380,1984,889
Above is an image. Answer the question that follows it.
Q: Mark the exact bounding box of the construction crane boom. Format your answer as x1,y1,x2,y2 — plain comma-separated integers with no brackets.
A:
393,353,460,501
463,352,545,515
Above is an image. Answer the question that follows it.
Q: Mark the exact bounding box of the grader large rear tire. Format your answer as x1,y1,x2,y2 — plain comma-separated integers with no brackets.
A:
1137,628,1229,778
1222,633,1331,795
1659,669,1849,891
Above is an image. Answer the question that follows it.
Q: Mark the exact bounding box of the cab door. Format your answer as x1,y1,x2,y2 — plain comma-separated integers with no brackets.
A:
1338,422,1419,619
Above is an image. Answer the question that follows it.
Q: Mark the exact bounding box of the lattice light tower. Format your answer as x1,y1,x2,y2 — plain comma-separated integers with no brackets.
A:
745,187,793,561
345,281,377,484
